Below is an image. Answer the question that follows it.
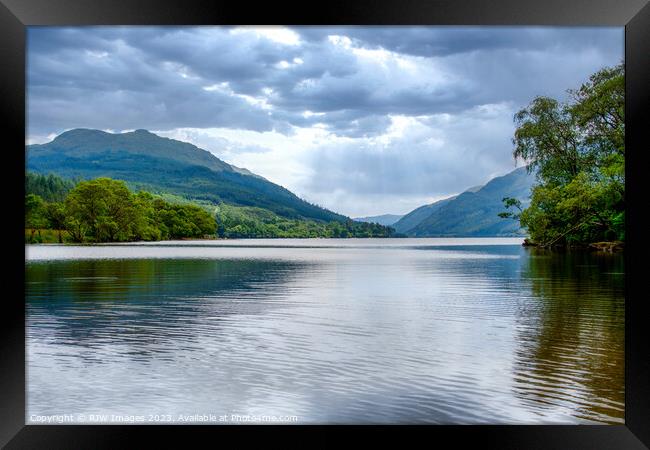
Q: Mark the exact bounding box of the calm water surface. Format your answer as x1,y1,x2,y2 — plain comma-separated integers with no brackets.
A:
25,238,624,424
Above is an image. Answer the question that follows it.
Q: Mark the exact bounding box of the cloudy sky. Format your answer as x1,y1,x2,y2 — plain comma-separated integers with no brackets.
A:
27,26,623,217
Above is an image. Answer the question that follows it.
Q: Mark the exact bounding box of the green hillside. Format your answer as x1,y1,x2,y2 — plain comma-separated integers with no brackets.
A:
26,129,346,223
25,173,395,242
393,167,535,237
392,196,456,234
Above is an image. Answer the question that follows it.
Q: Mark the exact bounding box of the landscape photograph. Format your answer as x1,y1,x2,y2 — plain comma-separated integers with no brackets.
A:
25,26,625,424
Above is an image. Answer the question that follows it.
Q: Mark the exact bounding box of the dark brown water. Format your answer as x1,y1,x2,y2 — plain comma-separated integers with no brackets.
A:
25,238,624,424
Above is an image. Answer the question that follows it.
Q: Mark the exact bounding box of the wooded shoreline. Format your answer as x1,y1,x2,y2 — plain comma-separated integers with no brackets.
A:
522,238,624,252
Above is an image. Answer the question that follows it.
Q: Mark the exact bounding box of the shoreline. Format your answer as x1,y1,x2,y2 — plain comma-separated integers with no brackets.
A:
522,239,624,252
26,231,623,251
26,235,529,245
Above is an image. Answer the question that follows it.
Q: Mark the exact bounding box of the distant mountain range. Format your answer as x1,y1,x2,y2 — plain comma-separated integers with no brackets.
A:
353,214,404,226
392,166,535,237
26,129,346,223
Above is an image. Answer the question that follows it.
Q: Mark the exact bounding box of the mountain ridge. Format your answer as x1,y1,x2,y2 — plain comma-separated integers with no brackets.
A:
393,166,535,237
26,128,346,223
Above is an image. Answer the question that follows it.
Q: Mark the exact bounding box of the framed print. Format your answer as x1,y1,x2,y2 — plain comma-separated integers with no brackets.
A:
2,0,649,448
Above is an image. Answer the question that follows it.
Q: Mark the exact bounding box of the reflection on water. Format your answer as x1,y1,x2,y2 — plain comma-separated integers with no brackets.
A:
26,259,306,356
25,239,624,424
513,249,624,424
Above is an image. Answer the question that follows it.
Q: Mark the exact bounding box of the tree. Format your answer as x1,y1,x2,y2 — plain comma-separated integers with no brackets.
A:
131,191,162,241
513,97,586,185
25,194,46,242
64,178,140,242
511,63,625,246
570,64,624,159
151,200,216,239
43,202,67,243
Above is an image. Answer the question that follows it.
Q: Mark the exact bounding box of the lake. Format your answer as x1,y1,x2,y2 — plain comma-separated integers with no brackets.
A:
25,238,624,424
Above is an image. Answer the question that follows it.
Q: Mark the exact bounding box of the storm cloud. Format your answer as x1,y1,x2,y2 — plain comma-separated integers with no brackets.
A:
27,26,623,216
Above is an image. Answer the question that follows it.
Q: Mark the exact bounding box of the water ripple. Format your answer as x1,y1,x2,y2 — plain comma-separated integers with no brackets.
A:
26,240,623,424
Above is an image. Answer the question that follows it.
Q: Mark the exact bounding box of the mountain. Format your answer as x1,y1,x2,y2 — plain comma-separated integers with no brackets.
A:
392,196,457,234
26,129,346,223
392,166,535,237
353,214,403,226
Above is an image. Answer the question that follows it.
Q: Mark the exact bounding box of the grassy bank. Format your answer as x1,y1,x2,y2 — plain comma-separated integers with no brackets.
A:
25,229,69,244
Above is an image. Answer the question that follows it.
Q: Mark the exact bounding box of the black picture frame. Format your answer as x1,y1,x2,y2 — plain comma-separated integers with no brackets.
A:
2,0,649,447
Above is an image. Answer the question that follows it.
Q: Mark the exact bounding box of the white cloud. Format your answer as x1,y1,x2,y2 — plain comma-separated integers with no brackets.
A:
26,133,59,145
154,102,518,217
230,26,301,46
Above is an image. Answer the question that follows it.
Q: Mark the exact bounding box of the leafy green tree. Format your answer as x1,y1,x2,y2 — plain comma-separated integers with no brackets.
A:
131,191,162,241
43,202,67,243
513,97,586,185
151,200,216,239
570,64,624,160
65,179,107,242
25,194,47,242
64,178,140,242
511,63,624,246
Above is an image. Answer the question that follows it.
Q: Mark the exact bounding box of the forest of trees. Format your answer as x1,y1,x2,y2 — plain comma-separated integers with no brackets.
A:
215,204,394,239
501,63,624,248
25,173,395,243
25,176,217,243
25,172,77,202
